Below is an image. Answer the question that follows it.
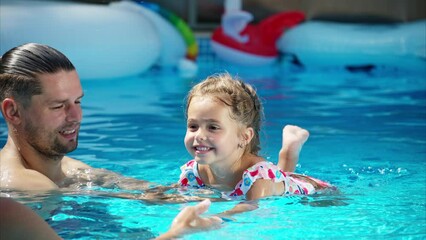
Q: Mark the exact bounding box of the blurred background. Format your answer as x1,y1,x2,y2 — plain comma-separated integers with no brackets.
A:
78,0,426,30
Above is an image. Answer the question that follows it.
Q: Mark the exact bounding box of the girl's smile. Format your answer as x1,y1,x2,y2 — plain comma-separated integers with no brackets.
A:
194,145,213,155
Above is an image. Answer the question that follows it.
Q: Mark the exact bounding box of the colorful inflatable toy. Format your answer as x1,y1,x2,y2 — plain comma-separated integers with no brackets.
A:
137,2,199,61
133,1,199,76
211,0,305,66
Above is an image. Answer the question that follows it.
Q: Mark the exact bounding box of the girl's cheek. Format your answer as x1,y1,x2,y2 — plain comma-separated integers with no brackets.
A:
184,133,192,143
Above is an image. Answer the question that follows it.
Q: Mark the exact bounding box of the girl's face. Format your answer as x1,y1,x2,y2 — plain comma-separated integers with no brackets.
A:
184,96,244,166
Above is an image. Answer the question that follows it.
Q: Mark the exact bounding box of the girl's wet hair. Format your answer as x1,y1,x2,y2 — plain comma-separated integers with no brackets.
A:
185,72,264,155
0,43,75,107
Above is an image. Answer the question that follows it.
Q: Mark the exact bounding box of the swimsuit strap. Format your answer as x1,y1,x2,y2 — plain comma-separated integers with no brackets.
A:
178,160,205,187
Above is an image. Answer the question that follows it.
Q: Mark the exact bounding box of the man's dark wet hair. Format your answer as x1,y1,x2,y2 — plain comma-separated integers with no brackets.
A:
0,43,75,107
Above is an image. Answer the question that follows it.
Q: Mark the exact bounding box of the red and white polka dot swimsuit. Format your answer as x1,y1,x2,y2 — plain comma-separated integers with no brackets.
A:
179,160,333,200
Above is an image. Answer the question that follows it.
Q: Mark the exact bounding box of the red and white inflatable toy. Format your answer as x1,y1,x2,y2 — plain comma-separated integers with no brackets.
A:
211,0,304,66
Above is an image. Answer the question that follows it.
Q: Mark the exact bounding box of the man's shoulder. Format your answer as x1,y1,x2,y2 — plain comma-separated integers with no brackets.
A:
0,168,58,191
62,156,92,170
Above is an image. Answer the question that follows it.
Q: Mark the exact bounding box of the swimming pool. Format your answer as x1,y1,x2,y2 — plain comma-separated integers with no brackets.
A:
1,40,425,239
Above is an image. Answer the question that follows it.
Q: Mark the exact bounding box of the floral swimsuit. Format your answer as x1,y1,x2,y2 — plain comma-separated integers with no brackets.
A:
178,160,332,200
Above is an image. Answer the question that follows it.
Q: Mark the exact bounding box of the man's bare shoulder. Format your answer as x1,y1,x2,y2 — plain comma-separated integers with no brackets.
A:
1,168,59,191
0,148,57,191
62,156,92,171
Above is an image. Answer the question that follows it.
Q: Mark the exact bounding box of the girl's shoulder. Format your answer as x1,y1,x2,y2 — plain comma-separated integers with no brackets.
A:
246,160,281,172
243,160,286,183
242,154,267,169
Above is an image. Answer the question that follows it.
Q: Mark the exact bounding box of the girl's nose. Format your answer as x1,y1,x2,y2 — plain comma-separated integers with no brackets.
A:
195,130,207,141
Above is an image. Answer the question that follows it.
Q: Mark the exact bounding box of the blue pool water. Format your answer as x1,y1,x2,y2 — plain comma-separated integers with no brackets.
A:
1,45,426,239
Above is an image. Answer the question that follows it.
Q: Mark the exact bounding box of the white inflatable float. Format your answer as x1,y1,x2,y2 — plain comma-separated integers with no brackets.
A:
277,20,426,72
0,0,197,79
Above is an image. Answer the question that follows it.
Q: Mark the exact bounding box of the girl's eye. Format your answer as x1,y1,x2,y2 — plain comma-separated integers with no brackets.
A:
187,124,198,131
209,125,220,131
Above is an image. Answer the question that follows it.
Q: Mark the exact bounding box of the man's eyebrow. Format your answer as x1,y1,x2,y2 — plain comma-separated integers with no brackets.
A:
48,93,85,104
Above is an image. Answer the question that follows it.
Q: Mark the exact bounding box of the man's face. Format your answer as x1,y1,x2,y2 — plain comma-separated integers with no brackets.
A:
18,70,84,158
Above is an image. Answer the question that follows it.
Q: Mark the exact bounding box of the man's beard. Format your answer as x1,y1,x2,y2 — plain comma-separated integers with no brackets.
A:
24,121,79,160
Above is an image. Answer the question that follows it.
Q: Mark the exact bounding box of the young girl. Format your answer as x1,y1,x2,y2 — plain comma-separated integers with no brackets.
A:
178,73,333,214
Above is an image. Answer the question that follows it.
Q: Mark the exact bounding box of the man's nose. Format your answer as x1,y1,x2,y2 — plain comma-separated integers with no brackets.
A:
66,103,82,122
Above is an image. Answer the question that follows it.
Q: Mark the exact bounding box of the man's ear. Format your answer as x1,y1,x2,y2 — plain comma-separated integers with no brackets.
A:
1,98,22,124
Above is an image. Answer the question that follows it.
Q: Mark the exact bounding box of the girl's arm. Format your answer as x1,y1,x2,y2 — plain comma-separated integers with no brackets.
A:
216,201,259,219
216,179,280,218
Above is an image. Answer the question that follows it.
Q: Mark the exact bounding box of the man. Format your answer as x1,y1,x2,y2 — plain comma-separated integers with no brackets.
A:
0,43,165,192
0,43,222,238
0,43,92,190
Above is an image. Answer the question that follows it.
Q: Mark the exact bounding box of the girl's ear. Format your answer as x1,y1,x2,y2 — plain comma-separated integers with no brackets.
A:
1,98,22,125
242,127,255,144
